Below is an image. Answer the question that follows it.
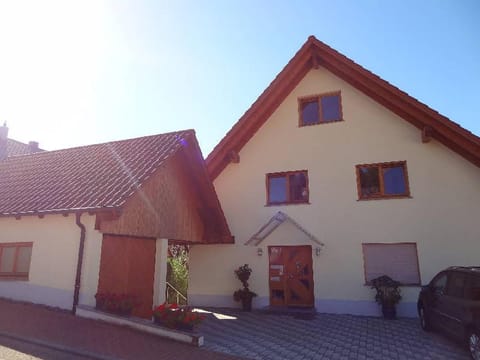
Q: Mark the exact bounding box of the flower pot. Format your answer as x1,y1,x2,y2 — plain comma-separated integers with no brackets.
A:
241,297,252,311
382,304,397,319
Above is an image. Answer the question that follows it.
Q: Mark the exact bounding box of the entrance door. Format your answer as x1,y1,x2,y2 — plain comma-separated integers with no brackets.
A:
268,245,314,307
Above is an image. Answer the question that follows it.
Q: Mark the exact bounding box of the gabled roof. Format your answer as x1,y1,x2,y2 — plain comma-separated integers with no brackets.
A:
0,130,205,216
6,138,43,157
245,211,323,247
207,36,480,179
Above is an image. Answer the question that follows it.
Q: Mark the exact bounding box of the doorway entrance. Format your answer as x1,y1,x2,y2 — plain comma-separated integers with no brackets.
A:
268,245,314,307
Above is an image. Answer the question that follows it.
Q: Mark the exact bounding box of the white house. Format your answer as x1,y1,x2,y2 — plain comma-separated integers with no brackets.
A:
187,36,480,317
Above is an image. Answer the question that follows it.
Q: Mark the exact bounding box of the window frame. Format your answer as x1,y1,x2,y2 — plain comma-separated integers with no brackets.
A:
298,91,343,127
430,271,448,296
362,242,421,286
266,170,309,206
355,161,411,200
0,242,33,280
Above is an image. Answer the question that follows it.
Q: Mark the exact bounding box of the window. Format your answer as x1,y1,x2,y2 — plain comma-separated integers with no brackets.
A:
267,171,309,205
356,161,410,200
446,272,467,298
299,92,342,126
431,273,448,296
0,242,33,280
362,243,420,285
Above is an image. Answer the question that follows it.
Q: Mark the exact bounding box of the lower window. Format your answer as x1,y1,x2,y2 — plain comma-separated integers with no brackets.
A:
0,242,33,280
362,243,420,285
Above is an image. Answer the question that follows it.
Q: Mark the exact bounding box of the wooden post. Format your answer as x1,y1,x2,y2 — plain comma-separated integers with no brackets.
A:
153,238,169,306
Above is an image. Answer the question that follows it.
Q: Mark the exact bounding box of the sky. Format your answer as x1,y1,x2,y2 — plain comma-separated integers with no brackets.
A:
0,1,478,156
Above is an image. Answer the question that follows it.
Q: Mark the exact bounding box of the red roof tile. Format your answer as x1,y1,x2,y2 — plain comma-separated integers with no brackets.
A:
0,130,193,216
6,139,32,157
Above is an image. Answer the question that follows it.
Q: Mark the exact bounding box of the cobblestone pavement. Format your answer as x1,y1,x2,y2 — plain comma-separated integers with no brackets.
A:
0,298,471,360
199,308,471,360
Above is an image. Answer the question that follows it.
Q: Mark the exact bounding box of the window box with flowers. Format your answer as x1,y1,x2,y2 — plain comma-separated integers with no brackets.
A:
152,303,205,331
94,292,139,317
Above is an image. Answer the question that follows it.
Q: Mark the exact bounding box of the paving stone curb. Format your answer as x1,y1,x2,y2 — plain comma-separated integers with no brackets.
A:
0,331,118,360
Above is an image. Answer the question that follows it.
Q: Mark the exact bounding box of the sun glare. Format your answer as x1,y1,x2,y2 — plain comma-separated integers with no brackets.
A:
194,308,238,320
0,1,109,149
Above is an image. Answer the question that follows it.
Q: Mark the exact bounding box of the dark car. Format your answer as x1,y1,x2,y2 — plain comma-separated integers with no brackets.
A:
417,267,480,359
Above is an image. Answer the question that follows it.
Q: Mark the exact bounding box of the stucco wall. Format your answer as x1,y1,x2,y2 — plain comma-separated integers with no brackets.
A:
0,213,102,309
188,67,480,317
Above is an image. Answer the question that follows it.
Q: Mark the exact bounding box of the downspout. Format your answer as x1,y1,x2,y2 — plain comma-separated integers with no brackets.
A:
72,212,86,314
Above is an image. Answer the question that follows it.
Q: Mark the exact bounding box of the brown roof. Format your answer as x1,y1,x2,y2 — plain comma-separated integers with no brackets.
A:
6,139,42,157
207,36,480,179
0,130,198,216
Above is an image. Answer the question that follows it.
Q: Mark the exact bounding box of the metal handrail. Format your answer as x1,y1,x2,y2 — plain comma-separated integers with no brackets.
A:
165,281,187,304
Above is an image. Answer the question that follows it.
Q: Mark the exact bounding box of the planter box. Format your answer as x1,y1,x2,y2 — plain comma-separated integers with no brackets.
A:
153,316,195,332
76,305,203,347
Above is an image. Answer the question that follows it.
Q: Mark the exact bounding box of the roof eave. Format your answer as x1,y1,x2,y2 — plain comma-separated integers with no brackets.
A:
206,36,480,180
0,206,122,219
206,38,316,180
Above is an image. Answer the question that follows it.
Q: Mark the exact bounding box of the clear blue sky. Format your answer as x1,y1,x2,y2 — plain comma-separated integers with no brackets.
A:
0,1,478,155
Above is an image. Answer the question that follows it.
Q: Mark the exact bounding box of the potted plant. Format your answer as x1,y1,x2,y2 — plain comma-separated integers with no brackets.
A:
152,303,205,331
370,275,402,319
233,264,257,311
94,292,139,316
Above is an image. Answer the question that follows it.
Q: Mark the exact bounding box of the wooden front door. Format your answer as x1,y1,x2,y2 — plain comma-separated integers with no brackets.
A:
97,235,156,319
268,245,314,307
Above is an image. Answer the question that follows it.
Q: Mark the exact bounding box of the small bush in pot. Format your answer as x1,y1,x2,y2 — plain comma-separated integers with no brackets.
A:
233,264,257,311
370,275,402,319
152,303,205,331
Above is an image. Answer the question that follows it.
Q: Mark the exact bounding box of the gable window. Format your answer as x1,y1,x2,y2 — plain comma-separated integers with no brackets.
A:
267,171,309,205
0,242,33,280
299,92,342,126
356,161,410,200
362,243,420,285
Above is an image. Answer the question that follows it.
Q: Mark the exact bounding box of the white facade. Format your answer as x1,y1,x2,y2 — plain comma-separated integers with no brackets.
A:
0,213,171,312
188,67,480,317
0,213,102,309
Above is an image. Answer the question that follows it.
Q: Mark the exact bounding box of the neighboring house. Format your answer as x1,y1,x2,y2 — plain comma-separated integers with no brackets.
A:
0,130,232,318
188,36,480,317
0,123,42,159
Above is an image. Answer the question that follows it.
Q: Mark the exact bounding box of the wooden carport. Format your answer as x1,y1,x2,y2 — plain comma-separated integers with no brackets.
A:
93,133,232,318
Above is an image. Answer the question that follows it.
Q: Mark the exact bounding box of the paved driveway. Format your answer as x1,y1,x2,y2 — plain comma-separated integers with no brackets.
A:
0,298,240,360
199,308,470,360
0,298,471,359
